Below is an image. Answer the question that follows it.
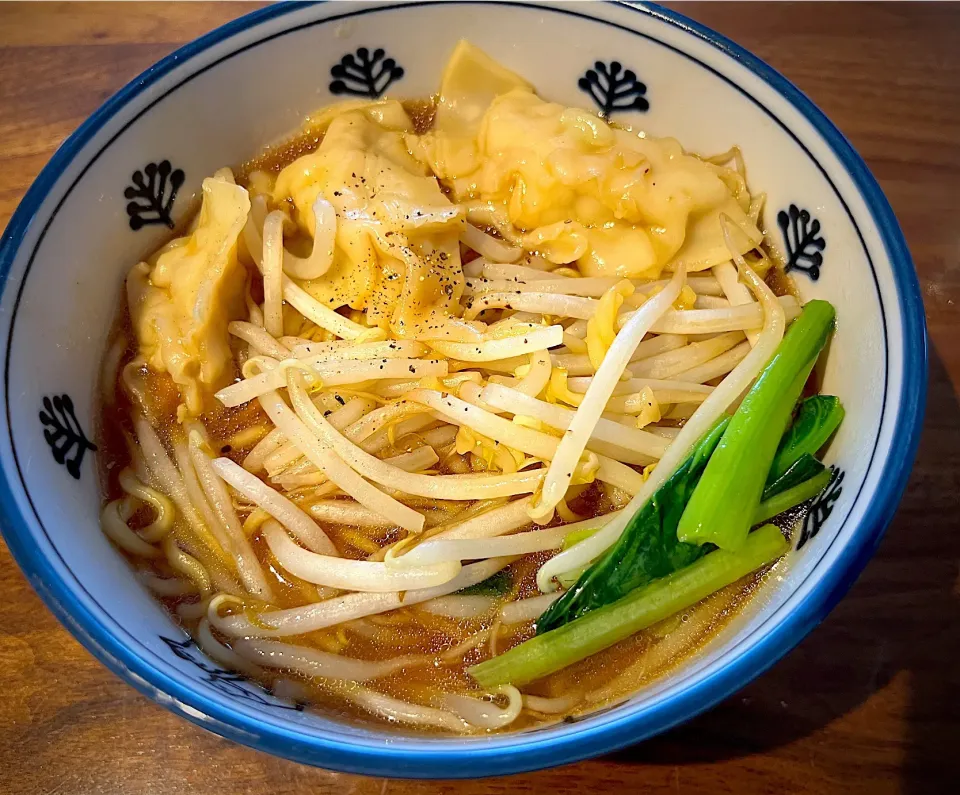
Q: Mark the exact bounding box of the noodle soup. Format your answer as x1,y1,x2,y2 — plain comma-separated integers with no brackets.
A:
97,41,841,734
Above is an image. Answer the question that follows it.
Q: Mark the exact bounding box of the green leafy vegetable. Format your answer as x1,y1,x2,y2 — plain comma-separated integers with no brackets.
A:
762,453,825,501
457,569,512,597
768,396,844,482
469,524,789,688
753,468,833,526
677,300,836,551
536,417,730,634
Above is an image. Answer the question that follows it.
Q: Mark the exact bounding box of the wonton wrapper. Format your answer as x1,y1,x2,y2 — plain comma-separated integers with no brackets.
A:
127,171,250,417
409,42,762,279
274,101,466,337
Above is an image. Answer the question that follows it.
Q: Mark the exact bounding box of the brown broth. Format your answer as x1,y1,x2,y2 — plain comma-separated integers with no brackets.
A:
94,98,808,735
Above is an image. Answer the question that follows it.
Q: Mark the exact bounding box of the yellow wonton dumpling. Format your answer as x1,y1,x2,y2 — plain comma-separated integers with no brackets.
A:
409,42,762,279
435,40,534,135
127,171,250,416
273,102,466,336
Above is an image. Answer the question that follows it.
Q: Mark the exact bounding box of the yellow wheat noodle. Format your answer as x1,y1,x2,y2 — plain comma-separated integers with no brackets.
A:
586,280,634,371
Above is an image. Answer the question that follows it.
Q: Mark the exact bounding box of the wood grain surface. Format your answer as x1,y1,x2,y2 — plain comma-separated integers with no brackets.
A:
1,3,957,793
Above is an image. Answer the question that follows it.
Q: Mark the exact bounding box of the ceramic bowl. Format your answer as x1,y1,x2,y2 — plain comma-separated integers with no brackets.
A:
0,0,926,778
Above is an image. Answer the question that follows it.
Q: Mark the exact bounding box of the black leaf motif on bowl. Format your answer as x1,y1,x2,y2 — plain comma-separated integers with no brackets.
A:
797,466,844,550
160,635,305,711
329,47,405,98
39,394,97,480
578,61,649,118
124,160,185,231
777,204,826,280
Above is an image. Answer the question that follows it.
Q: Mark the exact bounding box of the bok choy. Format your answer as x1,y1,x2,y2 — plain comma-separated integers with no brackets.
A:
753,467,833,525
761,393,844,501
677,300,836,551
469,524,789,688
768,395,844,482
538,390,844,633
762,453,825,501
537,417,730,634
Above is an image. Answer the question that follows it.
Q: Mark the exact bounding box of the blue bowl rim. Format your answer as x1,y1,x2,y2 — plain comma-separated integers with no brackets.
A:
0,0,927,779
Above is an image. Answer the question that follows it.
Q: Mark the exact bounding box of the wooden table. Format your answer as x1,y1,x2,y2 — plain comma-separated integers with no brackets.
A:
1,2,957,793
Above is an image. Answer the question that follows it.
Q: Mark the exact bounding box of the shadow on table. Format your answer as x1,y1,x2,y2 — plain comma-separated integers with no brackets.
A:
606,347,960,793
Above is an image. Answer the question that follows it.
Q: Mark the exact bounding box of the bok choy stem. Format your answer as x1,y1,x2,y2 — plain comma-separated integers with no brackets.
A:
753,468,833,526
536,417,730,634
469,525,789,688
762,453,824,501
547,466,831,622
677,300,836,551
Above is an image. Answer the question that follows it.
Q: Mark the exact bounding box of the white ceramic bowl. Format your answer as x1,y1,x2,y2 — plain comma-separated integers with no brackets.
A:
0,1,925,778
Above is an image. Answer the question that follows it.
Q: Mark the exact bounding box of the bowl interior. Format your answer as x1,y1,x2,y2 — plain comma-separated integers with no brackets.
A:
0,0,921,777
